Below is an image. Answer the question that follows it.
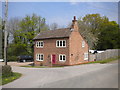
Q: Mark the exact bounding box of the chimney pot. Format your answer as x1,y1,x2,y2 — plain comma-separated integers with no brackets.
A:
74,16,76,20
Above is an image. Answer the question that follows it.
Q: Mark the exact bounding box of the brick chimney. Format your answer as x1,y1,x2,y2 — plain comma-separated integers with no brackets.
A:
71,16,79,32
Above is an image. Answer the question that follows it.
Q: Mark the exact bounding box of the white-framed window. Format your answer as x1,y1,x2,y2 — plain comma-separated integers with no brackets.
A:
84,53,88,60
36,54,44,61
59,54,66,61
36,41,44,48
56,40,66,47
82,40,85,47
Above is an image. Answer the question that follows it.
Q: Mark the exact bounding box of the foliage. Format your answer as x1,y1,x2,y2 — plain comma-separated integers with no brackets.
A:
2,65,13,78
0,72,22,85
78,14,119,50
96,21,120,50
7,56,18,62
7,14,48,61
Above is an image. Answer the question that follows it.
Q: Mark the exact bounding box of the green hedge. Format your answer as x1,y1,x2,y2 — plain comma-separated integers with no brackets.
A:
7,56,18,62
2,65,13,78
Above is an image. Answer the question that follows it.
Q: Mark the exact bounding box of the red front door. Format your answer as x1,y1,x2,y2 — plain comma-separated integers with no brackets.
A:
52,54,56,64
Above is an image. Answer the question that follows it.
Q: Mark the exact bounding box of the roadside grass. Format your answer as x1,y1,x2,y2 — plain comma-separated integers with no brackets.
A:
21,56,120,68
21,66,47,68
21,65,64,68
0,72,22,85
86,56,120,64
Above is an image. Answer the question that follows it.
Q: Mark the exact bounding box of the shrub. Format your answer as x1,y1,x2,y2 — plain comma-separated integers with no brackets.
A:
2,65,13,78
7,56,17,62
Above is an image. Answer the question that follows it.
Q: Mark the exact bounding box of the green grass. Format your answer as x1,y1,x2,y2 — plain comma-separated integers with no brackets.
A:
21,56,120,68
87,56,120,64
0,72,22,85
21,65,64,68
21,65,47,68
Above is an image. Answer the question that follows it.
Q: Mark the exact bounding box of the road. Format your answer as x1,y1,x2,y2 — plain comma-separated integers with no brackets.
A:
2,63,118,88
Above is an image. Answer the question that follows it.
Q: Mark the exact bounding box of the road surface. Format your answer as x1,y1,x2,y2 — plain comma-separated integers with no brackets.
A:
2,63,118,88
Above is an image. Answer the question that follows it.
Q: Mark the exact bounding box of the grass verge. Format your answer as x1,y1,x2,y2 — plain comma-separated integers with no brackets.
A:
87,56,120,64
21,56,120,68
0,72,22,85
21,65,64,68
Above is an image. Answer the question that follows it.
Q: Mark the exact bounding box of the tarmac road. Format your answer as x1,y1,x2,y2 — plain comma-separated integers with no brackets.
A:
2,62,118,88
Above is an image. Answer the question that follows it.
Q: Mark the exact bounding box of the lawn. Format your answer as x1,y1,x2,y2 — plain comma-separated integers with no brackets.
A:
87,56,120,64
21,56,120,68
21,65,64,68
0,72,22,85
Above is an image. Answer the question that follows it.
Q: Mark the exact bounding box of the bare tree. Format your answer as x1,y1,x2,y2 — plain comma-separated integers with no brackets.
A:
7,17,21,43
50,23,58,30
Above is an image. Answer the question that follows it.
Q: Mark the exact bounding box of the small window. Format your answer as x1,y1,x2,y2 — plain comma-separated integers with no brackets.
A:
36,54,44,61
36,41,44,48
82,41,85,47
84,53,88,60
56,40,66,47
59,54,66,61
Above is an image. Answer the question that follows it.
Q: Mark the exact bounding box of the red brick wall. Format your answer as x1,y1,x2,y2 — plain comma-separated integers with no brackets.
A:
34,38,69,66
69,21,89,65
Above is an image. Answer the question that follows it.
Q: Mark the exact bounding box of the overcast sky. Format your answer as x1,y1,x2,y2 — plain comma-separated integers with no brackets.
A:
1,1,119,27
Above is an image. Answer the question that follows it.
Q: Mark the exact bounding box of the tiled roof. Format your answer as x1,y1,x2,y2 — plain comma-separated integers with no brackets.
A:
33,28,71,40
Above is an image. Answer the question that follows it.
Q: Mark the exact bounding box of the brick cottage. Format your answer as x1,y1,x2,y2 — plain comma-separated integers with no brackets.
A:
33,16,89,66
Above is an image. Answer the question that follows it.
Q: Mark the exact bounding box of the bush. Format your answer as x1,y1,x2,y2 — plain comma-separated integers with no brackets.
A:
2,65,13,78
7,56,17,62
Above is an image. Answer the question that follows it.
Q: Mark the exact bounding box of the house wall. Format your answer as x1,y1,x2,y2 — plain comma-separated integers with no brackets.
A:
34,38,69,66
69,31,89,65
69,19,89,65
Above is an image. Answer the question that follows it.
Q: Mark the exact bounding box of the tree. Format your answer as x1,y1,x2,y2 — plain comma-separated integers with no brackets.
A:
96,21,120,50
77,14,119,49
50,22,58,30
7,17,21,43
14,14,48,55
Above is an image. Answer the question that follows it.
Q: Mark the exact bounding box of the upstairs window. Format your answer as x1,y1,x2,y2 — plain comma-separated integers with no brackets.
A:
36,41,44,48
82,40,85,47
59,54,66,61
56,40,66,47
36,54,44,61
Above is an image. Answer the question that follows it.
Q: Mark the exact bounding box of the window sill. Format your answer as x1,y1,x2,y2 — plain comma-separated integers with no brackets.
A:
36,60,44,61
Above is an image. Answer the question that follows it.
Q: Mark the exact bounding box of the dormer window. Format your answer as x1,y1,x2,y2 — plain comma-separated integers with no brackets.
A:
56,40,66,47
36,41,44,48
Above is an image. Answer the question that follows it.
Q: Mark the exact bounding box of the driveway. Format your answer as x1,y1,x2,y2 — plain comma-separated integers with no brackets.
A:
2,63,118,88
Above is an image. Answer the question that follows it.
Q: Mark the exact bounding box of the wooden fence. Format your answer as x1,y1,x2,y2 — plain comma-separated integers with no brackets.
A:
89,49,120,61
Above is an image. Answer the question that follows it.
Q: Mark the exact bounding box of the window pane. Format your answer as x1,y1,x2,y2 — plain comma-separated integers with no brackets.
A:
57,41,59,46
63,56,65,60
60,41,62,46
41,55,43,60
41,42,43,46
36,54,38,60
39,54,41,60
36,42,38,47
63,41,65,46
39,42,41,47
82,41,85,47
60,55,62,60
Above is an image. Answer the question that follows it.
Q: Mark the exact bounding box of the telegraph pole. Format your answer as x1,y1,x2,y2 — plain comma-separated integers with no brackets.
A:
4,0,8,65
